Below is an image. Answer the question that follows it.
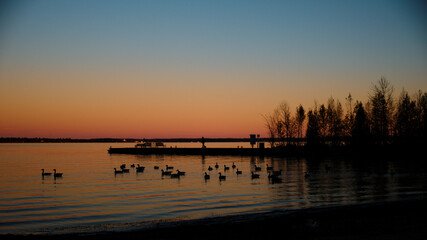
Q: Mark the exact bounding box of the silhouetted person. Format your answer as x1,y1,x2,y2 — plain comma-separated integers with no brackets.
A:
201,137,206,148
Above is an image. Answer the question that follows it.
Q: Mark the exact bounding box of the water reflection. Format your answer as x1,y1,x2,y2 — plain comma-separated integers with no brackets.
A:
0,143,426,234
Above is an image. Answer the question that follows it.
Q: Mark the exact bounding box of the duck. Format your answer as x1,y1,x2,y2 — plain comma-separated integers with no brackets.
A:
232,162,236,169
161,169,172,176
254,165,261,172
268,172,282,183
41,169,52,176
204,172,210,180
268,171,281,179
136,164,145,172
208,166,213,171
251,172,260,179
122,168,130,173
166,165,174,170
177,170,186,176
120,164,126,169
215,163,219,169
268,171,276,178
218,172,226,180
266,164,273,171
170,173,180,178
224,165,230,171
53,169,63,177
130,164,135,168
154,166,159,170
114,168,123,174
236,169,242,175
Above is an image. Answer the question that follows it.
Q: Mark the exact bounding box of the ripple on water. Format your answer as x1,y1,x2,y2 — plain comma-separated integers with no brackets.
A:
1,143,427,234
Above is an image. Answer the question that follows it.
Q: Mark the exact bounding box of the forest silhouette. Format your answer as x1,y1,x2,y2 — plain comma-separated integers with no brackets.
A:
264,77,426,150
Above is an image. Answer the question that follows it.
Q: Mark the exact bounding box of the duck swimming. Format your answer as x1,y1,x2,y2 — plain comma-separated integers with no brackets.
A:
41,169,51,176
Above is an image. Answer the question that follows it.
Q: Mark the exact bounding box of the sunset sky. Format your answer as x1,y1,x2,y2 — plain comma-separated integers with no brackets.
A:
1,0,426,138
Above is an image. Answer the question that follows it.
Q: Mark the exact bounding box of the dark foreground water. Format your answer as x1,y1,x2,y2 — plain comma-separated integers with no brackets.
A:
0,143,426,234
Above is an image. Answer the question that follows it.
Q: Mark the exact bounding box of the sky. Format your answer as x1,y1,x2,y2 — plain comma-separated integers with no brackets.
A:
0,0,426,138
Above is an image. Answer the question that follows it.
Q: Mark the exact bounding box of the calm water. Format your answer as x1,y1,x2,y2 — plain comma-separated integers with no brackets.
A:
1,143,426,234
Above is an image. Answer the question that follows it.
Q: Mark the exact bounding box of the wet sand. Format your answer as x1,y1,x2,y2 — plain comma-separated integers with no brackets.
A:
3,198,427,240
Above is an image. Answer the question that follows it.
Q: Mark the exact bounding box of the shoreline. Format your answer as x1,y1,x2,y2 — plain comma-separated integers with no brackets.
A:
3,198,427,239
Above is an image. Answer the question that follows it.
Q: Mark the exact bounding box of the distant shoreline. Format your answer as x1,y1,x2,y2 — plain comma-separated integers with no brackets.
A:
2,198,427,239
0,137,263,143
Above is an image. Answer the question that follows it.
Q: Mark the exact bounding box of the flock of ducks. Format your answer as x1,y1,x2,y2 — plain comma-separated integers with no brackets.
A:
203,162,284,183
41,169,63,178
42,163,311,183
114,164,186,179
113,162,289,183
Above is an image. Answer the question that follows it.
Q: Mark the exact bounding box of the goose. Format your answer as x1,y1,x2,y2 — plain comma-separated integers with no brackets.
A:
218,172,226,180
53,169,63,177
130,164,135,168
268,171,281,179
41,169,52,176
268,172,282,183
166,165,174,170
136,164,145,172
120,164,126,169
154,166,159,170
208,166,213,171
251,172,260,179
224,165,230,171
122,168,130,173
236,169,242,175
215,163,219,169
161,169,172,176
204,172,210,180
266,164,273,171
177,170,186,176
170,173,180,178
254,165,261,172
232,162,236,169
114,168,123,174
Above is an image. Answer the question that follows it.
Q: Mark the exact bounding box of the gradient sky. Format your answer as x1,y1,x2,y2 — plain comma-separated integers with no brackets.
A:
1,0,426,138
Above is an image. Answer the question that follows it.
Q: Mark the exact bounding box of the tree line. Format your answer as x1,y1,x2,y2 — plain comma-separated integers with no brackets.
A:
264,77,427,147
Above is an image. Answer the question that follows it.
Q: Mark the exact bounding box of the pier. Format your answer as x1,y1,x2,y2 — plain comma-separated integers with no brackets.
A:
108,147,270,156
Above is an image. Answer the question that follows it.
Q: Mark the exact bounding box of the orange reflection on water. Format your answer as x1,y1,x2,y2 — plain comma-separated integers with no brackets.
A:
1,143,427,234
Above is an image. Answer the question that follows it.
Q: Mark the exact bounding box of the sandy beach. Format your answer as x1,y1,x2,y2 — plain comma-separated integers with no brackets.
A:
2,198,427,240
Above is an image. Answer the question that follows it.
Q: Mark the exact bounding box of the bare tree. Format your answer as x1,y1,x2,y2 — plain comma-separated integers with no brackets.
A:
343,93,355,138
369,77,394,144
263,110,279,147
277,102,296,145
324,97,344,145
263,102,298,147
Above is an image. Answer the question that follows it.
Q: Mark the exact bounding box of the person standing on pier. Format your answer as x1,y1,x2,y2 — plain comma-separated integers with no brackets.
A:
201,137,206,148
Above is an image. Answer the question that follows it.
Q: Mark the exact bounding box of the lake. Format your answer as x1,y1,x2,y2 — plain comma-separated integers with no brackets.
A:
0,143,426,234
